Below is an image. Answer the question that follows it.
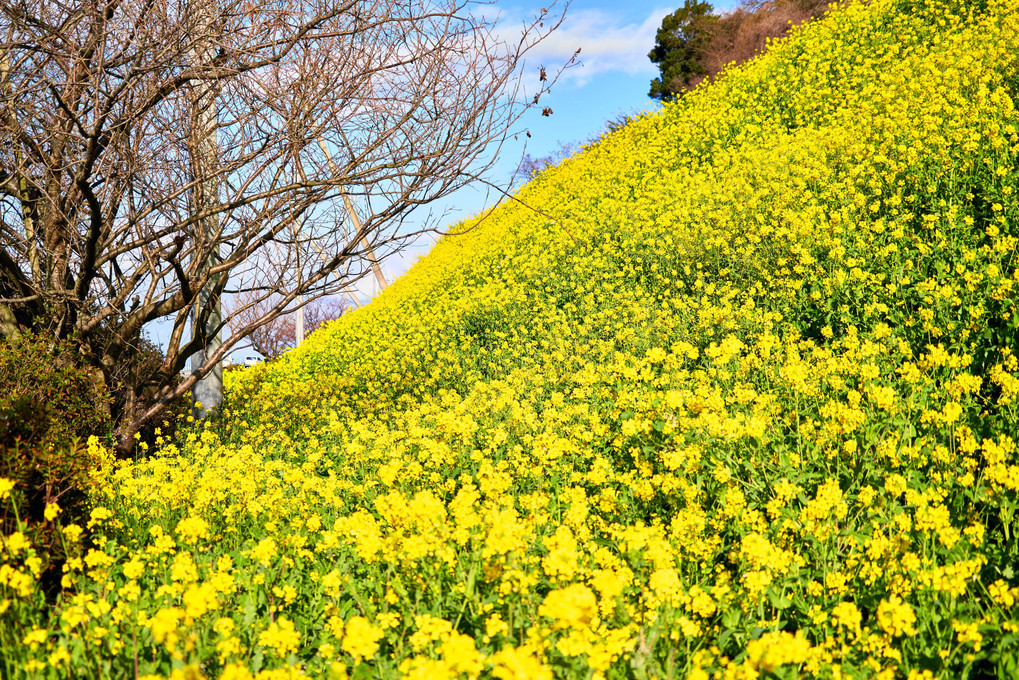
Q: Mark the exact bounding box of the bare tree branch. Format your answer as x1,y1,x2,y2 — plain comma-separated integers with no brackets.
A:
0,0,575,453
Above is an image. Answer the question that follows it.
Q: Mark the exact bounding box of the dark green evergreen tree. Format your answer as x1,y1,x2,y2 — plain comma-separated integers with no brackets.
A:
648,1,718,100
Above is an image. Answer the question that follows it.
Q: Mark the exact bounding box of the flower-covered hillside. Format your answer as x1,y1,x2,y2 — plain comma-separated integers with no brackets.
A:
4,0,1019,678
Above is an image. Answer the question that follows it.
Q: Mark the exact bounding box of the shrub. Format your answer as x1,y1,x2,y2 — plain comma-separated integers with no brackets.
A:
0,334,110,444
0,335,110,598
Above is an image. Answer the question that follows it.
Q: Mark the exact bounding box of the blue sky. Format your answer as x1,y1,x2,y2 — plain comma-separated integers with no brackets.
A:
495,0,676,170
496,0,742,173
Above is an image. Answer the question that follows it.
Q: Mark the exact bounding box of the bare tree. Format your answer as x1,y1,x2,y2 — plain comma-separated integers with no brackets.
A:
512,113,633,183
0,0,573,452
230,292,347,360
512,141,582,182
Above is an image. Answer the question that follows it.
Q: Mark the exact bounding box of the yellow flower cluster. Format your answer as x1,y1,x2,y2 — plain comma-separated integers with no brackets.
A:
4,0,1019,678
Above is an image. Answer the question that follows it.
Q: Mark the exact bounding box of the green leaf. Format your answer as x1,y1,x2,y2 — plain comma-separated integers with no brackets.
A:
768,590,793,610
722,607,741,629
353,663,375,680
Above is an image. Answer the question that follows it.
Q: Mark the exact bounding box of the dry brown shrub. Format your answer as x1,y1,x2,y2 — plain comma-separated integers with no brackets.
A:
699,0,831,85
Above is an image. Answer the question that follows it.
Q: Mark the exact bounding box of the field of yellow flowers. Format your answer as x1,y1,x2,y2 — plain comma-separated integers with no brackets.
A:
5,0,1019,677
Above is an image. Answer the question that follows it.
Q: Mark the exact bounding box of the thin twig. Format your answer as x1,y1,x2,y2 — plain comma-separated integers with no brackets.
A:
443,172,581,247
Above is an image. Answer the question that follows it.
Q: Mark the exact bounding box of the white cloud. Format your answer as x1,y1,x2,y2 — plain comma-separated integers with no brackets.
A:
500,6,673,87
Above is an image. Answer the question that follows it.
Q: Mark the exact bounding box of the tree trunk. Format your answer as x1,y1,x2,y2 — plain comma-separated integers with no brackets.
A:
189,5,223,420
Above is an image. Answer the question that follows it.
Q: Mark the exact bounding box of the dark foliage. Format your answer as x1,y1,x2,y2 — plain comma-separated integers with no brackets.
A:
648,1,719,100
0,336,110,598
